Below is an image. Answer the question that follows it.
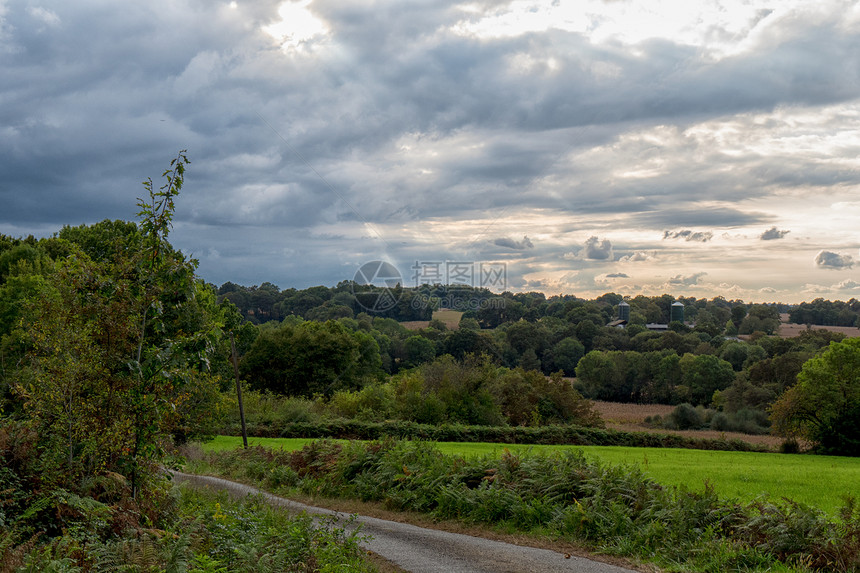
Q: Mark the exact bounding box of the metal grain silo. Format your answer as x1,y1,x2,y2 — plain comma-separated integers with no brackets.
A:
671,301,685,323
618,300,630,322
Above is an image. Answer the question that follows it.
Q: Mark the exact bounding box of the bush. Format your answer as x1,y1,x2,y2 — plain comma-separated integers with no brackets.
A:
668,403,703,430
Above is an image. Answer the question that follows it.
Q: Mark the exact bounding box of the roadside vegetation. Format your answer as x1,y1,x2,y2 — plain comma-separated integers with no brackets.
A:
186,439,860,573
199,436,860,515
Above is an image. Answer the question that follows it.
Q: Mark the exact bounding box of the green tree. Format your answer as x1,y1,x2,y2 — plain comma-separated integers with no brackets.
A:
15,151,223,497
719,341,749,371
546,337,585,376
731,304,747,329
404,335,436,368
771,338,860,455
518,348,541,371
679,353,735,406
575,350,625,400
240,320,381,396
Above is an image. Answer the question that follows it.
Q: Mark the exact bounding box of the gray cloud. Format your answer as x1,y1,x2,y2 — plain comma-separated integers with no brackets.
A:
605,272,629,278
815,251,854,269
633,207,770,229
1,1,860,299
663,230,714,243
493,235,534,250
583,236,613,260
668,272,708,286
834,279,860,290
760,227,790,240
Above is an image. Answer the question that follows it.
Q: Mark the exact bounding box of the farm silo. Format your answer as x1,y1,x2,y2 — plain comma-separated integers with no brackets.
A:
671,301,685,323
618,300,630,322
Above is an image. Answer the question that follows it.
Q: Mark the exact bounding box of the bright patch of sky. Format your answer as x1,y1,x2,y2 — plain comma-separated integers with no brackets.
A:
453,0,800,59
264,0,330,51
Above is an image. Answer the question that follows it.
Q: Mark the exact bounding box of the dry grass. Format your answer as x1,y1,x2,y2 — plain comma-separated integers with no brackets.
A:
776,312,860,338
402,309,463,331
433,309,463,329
590,400,784,449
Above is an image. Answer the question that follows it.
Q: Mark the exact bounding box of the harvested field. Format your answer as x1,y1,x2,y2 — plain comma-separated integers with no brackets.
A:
433,309,463,329
777,313,860,338
591,400,783,449
402,309,463,331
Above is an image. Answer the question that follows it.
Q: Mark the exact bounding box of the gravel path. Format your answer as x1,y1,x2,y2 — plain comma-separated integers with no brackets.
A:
173,471,639,573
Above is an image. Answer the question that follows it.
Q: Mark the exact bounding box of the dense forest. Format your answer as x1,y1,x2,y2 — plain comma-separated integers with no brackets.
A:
210,280,857,437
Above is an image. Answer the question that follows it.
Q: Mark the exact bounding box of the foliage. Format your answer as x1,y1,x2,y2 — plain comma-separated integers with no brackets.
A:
5,152,223,524
646,403,770,434
0,468,375,572
772,338,860,455
217,417,765,451
195,439,860,572
177,486,374,572
240,319,383,397
789,298,860,327
574,349,734,406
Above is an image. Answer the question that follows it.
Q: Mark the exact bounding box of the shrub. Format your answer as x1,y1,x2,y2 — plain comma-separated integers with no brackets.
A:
668,403,703,430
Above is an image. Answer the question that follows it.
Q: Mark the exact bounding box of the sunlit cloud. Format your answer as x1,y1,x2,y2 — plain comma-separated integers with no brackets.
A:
264,0,329,51
451,0,809,61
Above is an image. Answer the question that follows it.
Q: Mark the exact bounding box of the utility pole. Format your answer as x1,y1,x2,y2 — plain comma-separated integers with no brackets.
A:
230,331,248,449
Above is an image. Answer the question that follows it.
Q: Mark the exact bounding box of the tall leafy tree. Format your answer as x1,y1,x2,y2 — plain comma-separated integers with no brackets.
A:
15,151,222,497
772,338,860,455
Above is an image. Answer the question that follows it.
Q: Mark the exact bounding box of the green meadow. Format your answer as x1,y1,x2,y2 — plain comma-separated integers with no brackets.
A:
201,436,860,515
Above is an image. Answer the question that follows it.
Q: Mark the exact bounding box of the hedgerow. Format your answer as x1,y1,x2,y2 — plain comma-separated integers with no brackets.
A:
220,418,768,452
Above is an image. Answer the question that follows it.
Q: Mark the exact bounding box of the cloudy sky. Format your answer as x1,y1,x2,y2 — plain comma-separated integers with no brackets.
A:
2,0,860,303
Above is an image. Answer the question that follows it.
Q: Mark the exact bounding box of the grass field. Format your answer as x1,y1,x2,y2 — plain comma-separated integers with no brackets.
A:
200,436,860,515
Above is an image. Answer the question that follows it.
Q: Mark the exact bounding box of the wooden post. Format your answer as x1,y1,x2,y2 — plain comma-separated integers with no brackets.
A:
230,331,248,449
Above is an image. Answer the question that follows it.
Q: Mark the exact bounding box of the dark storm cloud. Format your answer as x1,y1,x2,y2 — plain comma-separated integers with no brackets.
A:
815,250,854,269
493,236,534,250
760,227,790,240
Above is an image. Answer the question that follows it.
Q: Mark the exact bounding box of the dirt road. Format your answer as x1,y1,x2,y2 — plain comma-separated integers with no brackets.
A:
173,472,640,573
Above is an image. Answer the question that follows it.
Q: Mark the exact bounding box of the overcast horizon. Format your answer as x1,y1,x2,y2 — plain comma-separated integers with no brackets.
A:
2,0,860,304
